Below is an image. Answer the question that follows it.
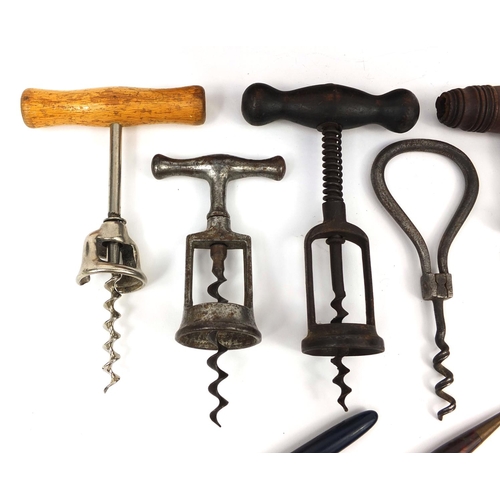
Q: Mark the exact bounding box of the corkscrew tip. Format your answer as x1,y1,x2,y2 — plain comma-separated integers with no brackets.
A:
209,411,223,428
103,376,120,394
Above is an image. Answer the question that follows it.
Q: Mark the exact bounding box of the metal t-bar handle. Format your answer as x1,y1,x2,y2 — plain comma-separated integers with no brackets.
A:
151,154,286,218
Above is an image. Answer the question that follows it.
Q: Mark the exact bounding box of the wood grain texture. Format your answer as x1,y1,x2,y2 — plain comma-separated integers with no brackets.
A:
21,86,206,128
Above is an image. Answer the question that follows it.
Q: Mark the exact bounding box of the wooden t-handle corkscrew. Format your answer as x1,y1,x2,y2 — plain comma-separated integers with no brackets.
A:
21,86,206,392
242,83,419,410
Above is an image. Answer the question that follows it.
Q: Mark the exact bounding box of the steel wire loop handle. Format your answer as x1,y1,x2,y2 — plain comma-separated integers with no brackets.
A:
371,138,479,420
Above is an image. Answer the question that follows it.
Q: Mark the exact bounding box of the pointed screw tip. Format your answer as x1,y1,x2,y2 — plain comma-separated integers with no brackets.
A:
210,415,222,427
339,402,349,412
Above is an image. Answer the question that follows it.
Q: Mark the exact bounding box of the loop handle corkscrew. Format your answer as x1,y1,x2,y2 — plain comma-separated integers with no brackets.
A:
371,138,479,419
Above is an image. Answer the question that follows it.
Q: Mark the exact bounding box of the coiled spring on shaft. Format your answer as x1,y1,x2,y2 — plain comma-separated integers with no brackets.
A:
102,273,122,393
321,122,343,203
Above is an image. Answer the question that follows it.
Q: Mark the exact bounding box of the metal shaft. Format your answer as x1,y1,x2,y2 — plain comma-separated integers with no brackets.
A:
108,123,122,264
108,123,122,219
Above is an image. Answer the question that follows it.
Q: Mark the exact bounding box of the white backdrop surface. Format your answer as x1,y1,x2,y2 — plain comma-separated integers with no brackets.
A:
1,1,499,497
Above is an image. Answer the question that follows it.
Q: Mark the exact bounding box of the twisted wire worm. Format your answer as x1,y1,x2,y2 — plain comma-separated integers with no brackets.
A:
207,331,228,427
432,298,456,420
207,244,228,303
331,356,352,412
327,236,349,324
102,274,122,393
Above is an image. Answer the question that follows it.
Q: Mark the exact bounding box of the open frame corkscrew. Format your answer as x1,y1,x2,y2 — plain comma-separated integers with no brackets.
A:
241,83,419,410
371,139,479,419
152,153,285,425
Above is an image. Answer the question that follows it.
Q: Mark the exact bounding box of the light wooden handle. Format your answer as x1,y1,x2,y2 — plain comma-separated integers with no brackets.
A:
21,86,206,128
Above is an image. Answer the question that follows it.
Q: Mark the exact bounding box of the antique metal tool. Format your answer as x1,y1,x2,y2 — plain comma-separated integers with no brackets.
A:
152,153,285,426
241,83,419,411
21,86,206,392
371,139,479,419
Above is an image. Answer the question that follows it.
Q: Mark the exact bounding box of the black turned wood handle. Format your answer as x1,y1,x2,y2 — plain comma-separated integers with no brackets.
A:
241,83,419,132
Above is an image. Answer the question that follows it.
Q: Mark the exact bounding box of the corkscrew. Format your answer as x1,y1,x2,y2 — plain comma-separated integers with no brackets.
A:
21,86,206,391
371,139,479,419
241,83,420,410
151,153,285,425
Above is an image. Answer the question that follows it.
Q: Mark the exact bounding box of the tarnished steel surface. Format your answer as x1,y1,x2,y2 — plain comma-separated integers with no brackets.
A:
371,138,479,420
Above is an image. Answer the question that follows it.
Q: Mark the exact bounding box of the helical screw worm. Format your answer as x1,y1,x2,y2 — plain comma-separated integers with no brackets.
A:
206,245,230,425
207,244,229,303
331,355,352,412
432,298,456,420
207,331,229,427
102,273,122,393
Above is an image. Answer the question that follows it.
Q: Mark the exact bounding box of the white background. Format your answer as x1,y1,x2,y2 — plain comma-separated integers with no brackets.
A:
2,1,499,497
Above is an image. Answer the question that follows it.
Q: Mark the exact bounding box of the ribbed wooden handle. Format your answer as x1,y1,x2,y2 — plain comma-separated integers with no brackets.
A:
21,86,206,128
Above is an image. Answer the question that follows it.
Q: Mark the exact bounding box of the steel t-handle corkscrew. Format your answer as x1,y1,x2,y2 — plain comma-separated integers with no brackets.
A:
242,83,419,410
152,153,285,426
21,86,206,392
